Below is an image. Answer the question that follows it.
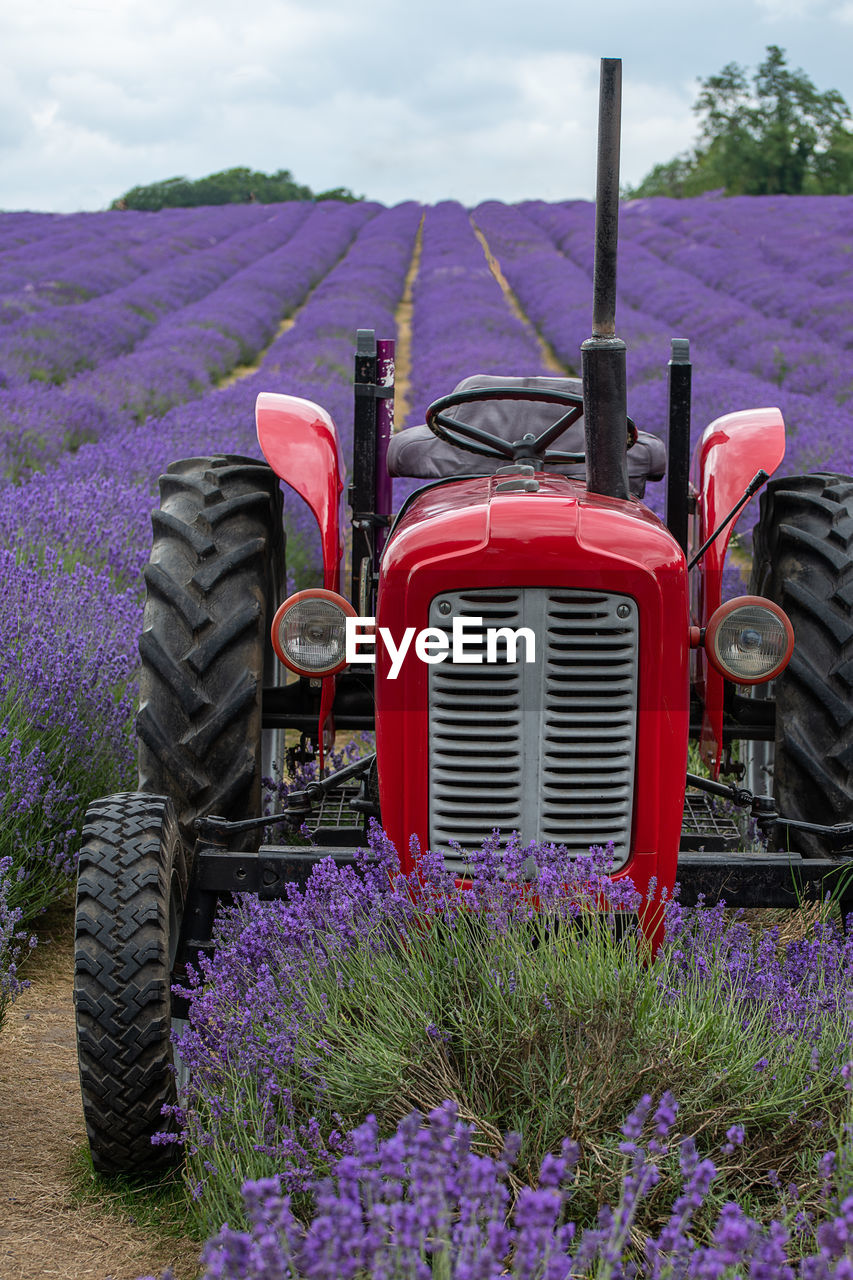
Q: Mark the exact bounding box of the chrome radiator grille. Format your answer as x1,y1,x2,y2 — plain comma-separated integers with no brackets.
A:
428,588,639,875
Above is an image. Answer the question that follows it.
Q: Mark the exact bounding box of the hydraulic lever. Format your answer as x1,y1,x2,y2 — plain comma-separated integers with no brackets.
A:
685,771,853,853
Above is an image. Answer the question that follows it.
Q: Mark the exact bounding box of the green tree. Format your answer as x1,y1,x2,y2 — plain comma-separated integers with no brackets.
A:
111,166,363,211
626,46,853,198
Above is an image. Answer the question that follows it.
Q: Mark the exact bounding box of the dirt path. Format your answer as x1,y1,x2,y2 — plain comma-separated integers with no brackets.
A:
470,220,571,376
215,314,296,391
391,211,424,428
0,899,203,1280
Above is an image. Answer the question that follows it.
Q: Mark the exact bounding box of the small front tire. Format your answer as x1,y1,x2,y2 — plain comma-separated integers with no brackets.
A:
74,792,189,1175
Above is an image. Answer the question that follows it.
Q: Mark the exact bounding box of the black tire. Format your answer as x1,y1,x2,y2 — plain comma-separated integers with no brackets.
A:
74,793,189,1174
750,472,853,857
137,455,286,849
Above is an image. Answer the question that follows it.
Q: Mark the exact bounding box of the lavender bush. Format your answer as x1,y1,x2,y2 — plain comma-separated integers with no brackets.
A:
163,1090,853,1278
0,549,139,917
0,855,36,1034
165,825,853,1246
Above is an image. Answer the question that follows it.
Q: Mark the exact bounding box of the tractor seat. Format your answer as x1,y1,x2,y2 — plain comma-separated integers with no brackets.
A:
387,374,666,498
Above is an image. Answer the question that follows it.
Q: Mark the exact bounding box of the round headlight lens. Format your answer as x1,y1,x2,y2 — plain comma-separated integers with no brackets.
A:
705,596,794,684
271,590,355,676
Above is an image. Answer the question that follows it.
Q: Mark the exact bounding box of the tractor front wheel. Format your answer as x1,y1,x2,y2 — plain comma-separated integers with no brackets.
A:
749,472,853,857
74,792,189,1174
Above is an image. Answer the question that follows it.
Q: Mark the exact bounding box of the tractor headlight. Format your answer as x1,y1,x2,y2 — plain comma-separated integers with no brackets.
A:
271,589,356,677
704,596,794,685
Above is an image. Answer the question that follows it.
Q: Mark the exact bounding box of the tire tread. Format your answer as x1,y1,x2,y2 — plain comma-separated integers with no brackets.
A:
136,454,285,845
751,471,853,854
74,793,187,1174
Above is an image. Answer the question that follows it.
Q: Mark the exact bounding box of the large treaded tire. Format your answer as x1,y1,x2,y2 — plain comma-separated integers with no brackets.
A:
750,472,853,857
74,793,189,1174
137,455,285,848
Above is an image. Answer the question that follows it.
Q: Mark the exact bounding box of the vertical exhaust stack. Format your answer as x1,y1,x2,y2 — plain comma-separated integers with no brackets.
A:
582,58,630,501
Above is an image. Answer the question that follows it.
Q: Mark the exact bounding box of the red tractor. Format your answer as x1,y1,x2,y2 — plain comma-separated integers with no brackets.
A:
75,60,853,1174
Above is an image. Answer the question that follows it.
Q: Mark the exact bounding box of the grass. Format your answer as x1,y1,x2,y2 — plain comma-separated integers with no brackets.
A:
69,1146,207,1256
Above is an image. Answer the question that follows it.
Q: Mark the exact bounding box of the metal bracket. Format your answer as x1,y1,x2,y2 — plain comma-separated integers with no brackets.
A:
686,771,853,853
687,470,769,572
354,383,394,399
350,511,392,528
195,754,377,839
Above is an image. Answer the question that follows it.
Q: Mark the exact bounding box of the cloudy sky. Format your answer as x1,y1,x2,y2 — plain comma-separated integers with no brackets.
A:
2,0,852,212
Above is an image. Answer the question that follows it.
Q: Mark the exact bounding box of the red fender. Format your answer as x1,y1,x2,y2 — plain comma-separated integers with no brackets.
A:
255,392,345,592
691,407,786,773
256,392,345,770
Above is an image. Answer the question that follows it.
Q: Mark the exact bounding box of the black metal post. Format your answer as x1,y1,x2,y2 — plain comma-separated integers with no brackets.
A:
581,337,629,499
591,58,621,340
375,338,395,558
582,57,629,501
666,337,692,554
351,329,378,608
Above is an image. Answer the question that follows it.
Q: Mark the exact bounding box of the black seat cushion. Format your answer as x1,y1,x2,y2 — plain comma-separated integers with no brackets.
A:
387,374,666,498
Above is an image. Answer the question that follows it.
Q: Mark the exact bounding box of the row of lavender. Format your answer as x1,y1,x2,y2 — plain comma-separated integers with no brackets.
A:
0,207,260,303
0,205,309,386
3,195,850,517
625,194,853,335
0,202,379,477
393,200,557,503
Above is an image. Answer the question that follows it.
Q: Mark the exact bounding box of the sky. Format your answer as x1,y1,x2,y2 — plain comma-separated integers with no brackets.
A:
2,0,853,212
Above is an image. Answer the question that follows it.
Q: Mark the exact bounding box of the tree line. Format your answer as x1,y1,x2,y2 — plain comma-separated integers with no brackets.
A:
627,46,853,198
111,167,363,211
112,48,852,209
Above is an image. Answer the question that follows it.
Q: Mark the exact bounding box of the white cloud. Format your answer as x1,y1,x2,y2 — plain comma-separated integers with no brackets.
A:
0,0,849,211
753,0,816,14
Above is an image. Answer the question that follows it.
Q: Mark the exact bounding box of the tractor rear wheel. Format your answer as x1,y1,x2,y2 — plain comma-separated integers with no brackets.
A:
749,472,853,857
137,455,286,850
74,792,189,1174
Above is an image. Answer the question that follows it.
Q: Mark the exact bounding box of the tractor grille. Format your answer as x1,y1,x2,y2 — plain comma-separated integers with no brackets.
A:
428,587,639,876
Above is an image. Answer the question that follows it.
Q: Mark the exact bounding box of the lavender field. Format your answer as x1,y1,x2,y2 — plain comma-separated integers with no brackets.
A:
1,192,851,922
3,193,853,1275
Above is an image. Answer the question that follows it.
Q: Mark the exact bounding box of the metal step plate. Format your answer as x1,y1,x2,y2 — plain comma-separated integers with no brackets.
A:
681,790,741,852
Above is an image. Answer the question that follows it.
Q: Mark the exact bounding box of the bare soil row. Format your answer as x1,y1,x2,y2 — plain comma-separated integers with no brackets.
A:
0,899,201,1280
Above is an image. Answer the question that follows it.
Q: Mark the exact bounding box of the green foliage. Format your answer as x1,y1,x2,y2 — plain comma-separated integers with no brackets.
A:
627,46,853,198
0,679,135,923
111,167,364,211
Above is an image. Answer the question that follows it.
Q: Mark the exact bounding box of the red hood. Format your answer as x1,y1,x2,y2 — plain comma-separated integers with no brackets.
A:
386,473,679,584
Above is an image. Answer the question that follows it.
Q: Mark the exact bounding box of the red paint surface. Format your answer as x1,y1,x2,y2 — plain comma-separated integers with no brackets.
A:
690,407,786,771
375,472,690,908
255,392,345,592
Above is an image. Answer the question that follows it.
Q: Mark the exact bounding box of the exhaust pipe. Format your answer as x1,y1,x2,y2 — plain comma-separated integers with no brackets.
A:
582,57,629,501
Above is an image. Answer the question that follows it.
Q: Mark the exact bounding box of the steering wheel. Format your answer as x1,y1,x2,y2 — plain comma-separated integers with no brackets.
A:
425,385,636,465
